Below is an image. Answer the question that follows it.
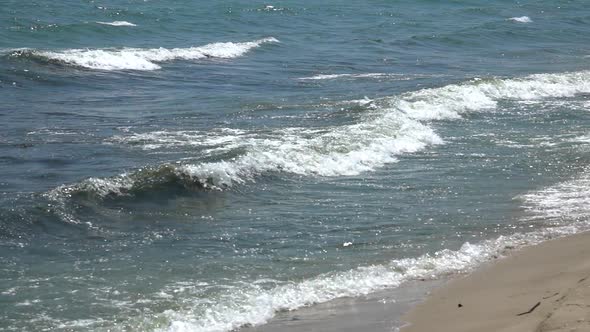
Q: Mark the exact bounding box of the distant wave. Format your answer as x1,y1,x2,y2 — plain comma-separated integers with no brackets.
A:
389,71,590,120
261,5,285,11
298,73,413,81
46,70,590,202
509,16,532,23
96,21,137,27
8,37,279,71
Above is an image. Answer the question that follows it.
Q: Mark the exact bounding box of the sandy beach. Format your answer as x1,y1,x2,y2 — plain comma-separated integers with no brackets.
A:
401,232,590,332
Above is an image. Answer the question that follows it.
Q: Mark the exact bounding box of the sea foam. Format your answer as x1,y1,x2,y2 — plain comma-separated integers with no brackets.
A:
390,71,590,120
298,73,412,81
96,21,137,26
509,16,532,23
14,37,278,71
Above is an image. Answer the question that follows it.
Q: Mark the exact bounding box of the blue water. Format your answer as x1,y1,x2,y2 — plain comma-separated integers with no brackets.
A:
3,1,590,331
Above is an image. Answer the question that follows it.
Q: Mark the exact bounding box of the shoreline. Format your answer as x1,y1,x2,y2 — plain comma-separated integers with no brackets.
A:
241,279,446,332
401,231,590,332
240,231,590,332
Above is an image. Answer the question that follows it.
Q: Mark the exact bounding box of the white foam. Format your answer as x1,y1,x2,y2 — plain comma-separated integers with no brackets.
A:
173,114,441,188
389,71,590,120
569,134,590,143
509,16,532,23
29,37,278,70
109,130,249,151
56,318,106,329
299,73,411,81
47,176,135,202
154,223,582,332
96,21,137,26
258,5,285,12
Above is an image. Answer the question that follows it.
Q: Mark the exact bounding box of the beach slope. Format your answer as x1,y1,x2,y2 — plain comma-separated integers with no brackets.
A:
402,232,590,332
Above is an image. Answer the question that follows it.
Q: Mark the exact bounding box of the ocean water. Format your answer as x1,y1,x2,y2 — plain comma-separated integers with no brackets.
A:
2,1,590,331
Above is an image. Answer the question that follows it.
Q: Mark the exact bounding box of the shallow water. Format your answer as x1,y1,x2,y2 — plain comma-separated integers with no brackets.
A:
2,1,590,331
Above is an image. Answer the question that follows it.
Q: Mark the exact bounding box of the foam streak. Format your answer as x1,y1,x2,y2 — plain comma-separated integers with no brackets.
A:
96,21,137,26
12,38,278,70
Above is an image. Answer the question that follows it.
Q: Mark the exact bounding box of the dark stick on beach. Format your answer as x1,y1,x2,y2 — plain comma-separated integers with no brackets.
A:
516,301,541,316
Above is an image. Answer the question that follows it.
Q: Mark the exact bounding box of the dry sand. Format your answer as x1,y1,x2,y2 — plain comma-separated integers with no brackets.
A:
401,232,590,332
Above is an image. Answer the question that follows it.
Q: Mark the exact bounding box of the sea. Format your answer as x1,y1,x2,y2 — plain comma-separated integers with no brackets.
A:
2,1,590,331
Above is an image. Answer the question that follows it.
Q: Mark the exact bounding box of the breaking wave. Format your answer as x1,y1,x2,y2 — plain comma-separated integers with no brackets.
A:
8,37,279,70
47,70,590,201
388,71,590,120
49,114,442,199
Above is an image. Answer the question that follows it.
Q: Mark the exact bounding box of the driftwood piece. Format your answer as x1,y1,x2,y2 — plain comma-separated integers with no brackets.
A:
517,301,541,316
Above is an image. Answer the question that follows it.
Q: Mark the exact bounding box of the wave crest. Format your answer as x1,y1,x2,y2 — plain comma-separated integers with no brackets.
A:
46,165,210,202
49,113,442,200
9,37,279,71
390,71,590,120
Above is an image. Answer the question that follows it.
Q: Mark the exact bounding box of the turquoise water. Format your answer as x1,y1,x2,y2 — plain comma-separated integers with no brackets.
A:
3,1,590,331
